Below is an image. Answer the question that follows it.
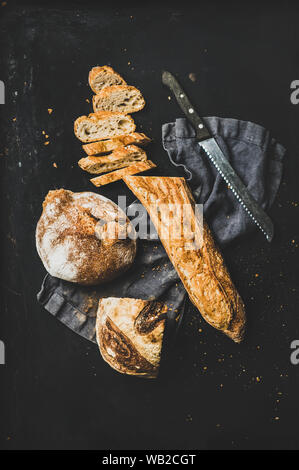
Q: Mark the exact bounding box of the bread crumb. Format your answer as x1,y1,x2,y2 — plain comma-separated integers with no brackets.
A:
48,108,53,114
12,117,16,122
1,1,7,6
45,134,49,138
256,376,261,382
168,96,171,100
53,162,57,168
44,141,49,146
86,98,90,103
189,72,197,82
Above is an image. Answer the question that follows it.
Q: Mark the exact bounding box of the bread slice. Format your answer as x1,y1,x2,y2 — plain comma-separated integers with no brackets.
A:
74,112,136,143
93,85,145,114
96,297,167,378
90,160,156,187
89,66,126,94
78,145,147,174
82,133,151,156
123,176,246,343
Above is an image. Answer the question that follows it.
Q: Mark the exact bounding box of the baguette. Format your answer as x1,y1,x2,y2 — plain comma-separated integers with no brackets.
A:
74,111,136,143
93,85,145,114
78,145,147,174
90,161,156,187
123,176,246,343
89,66,126,94
82,133,151,156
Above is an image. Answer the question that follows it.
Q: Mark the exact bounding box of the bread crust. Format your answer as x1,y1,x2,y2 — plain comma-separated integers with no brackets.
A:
96,297,167,378
90,160,156,187
78,145,147,174
74,112,136,143
82,133,151,156
92,85,145,114
89,66,126,94
123,176,246,343
36,189,137,286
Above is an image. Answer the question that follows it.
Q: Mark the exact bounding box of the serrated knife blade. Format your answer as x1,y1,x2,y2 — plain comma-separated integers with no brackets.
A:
162,70,274,242
199,138,274,242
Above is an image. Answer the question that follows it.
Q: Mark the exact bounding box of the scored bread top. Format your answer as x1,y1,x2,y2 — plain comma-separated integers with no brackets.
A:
96,297,166,378
89,66,126,94
93,85,145,114
74,111,136,143
123,176,246,343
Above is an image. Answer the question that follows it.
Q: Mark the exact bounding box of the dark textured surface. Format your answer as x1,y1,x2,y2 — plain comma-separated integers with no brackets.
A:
0,0,299,450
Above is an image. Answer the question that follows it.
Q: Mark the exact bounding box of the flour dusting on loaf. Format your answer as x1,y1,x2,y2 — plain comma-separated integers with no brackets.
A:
36,189,136,285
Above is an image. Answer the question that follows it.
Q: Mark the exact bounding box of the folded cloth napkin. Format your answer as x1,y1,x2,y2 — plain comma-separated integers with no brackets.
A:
162,117,285,246
37,117,285,344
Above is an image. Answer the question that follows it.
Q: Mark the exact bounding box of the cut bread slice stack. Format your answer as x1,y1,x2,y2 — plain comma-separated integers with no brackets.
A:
74,65,155,186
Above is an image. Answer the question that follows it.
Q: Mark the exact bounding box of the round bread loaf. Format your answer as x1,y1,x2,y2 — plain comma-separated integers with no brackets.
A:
36,189,137,285
96,297,167,379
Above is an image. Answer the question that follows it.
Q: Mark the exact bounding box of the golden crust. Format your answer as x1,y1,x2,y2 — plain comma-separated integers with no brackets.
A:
90,160,156,187
123,176,246,343
88,66,126,94
82,132,151,155
96,297,166,378
92,85,145,114
78,145,147,174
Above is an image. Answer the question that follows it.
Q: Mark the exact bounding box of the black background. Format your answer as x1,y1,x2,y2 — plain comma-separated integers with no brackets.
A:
0,0,299,450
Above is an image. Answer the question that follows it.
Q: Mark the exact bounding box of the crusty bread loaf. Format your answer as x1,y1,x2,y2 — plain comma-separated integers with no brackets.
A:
78,145,147,174
82,132,151,156
89,66,126,94
93,85,145,114
123,176,246,343
74,111,136,143
96,297,167,378
36,189,137,285
90,160,156,187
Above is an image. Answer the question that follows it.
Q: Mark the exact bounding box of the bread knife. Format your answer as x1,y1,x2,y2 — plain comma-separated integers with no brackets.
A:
162,70,274,242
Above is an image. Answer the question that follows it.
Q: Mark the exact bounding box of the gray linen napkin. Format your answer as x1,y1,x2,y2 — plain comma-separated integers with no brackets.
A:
37,117,285,343
162,117,285,246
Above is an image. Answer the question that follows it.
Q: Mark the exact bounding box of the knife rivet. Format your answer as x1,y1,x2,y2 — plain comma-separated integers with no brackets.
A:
189,108,194,114
180,93,184,98
198,124,204,129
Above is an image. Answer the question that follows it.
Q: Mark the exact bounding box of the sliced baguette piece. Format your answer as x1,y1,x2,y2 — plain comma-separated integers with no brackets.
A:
89,66,126,94
93,85,145,114
74,111,136,143
78,145,147,174
123,176,246,343
82,132,151,156
90,161,156,187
